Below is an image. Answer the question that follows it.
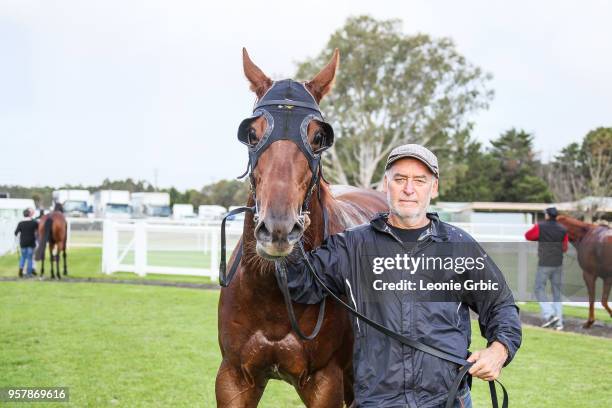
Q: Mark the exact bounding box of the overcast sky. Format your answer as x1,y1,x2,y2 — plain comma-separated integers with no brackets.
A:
1,0,611,190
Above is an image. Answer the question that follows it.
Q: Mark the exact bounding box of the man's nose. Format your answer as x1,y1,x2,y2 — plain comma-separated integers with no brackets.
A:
402,180,416,195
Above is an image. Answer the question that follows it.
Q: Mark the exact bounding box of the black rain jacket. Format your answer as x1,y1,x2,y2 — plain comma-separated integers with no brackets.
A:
285,212,522,408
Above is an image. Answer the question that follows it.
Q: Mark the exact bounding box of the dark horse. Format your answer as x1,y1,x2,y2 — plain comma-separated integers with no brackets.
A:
216,49,388,407
35,204,68,279
557,215,612,327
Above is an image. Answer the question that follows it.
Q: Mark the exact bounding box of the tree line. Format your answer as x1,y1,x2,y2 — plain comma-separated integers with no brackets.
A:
5,124,607,210
0,179,250,210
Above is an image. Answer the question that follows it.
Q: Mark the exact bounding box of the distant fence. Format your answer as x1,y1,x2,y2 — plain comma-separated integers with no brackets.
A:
66,218,104,248
0,218,17,255
101,219,242,279
4,217,589,302
99,220,533,280
450,222,530,241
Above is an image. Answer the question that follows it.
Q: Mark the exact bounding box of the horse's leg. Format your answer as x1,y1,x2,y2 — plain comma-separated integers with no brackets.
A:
40,245,45,277
49,244,55,279
601,277,612,318
583,270,596,328
295,362,344,408
63,247,68,276
55,248,61,280
215,359,265,408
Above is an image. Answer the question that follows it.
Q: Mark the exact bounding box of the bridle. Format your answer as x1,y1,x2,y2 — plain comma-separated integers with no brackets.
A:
219,79,333,289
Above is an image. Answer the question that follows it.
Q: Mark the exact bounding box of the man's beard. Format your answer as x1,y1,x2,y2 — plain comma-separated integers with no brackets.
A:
389,204,423,221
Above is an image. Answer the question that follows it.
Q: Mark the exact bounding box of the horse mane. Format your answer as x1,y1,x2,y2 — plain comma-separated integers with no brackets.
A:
556,215,597,241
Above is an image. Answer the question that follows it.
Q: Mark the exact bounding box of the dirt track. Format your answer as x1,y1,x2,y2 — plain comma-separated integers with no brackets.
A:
519,310,612,339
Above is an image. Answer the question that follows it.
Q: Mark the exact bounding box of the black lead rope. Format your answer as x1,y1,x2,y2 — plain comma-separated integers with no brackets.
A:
284,241,509,408
219,206,254,287
274,262,327,340
272,181,329,340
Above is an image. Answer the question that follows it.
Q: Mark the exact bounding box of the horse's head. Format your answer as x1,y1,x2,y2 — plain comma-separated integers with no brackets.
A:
239,48,338,259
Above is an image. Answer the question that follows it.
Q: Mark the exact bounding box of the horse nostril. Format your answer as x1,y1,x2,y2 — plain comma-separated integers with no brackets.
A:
255,222,272,243
287,222,304,244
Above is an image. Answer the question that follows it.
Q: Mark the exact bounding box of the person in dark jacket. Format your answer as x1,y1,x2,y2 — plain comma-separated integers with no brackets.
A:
525,207,568,330
14,209,39,278
286,144,522,408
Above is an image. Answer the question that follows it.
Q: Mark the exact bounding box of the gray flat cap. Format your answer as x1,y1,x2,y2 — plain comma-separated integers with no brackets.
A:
385,144,439,177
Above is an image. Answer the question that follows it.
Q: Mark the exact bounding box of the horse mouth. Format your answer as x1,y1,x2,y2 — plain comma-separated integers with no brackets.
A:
255,241,295,260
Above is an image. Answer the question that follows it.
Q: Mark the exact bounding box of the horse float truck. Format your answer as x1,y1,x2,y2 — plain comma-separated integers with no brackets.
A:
52,190,91,217
172,203,196,219
93,190,131,219
198,205,227,221
131,192,172,218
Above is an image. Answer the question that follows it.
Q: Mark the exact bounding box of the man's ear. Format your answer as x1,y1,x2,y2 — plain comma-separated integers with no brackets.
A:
382,174,388,193
431,178,439,199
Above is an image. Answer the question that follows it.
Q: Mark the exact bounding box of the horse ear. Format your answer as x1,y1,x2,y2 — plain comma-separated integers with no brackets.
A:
306,48,339,103
243,48,273,99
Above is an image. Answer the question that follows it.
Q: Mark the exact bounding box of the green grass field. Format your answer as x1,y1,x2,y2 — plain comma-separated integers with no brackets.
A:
0,247,214,285
1,282,611,407
3,248,609,323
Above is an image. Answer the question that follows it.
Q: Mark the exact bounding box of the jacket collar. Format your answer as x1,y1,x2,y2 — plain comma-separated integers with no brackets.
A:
370,211,449,243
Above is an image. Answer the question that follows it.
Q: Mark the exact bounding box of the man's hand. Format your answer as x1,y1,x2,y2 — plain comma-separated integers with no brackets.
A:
466,341,508,381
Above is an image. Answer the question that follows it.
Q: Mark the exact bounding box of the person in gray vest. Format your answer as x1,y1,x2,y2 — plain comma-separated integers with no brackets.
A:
525,207,569,330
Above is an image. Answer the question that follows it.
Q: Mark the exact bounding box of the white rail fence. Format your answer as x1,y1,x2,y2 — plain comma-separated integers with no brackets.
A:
99,220,532,279
0,218,17,256
101,219,242,279
110,219,581,302
450,222,530,242
66,218,104,248
1,216,589,302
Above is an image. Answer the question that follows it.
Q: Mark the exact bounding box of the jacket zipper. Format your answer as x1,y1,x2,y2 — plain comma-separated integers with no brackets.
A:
382,223,437,400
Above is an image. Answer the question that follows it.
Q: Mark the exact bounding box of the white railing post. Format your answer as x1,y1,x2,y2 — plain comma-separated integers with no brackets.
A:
102,219,117,274
134,221,147,277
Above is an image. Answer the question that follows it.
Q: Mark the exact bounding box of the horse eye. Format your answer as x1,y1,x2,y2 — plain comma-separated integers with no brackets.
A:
312,130,323,146
247,128,258,145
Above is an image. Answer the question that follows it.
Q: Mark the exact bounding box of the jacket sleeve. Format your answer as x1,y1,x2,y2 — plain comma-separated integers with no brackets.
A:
14,223,21,236
524,224,539,241
463,242,522,366
562,233,569,252
285,232,352,304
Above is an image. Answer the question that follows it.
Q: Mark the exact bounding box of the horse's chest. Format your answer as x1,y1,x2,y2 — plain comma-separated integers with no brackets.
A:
241,330,309,381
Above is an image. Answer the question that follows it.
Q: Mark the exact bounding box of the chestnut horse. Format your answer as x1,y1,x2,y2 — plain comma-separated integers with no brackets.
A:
557,215,612,327
35,204,68,279
216,50,388,407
